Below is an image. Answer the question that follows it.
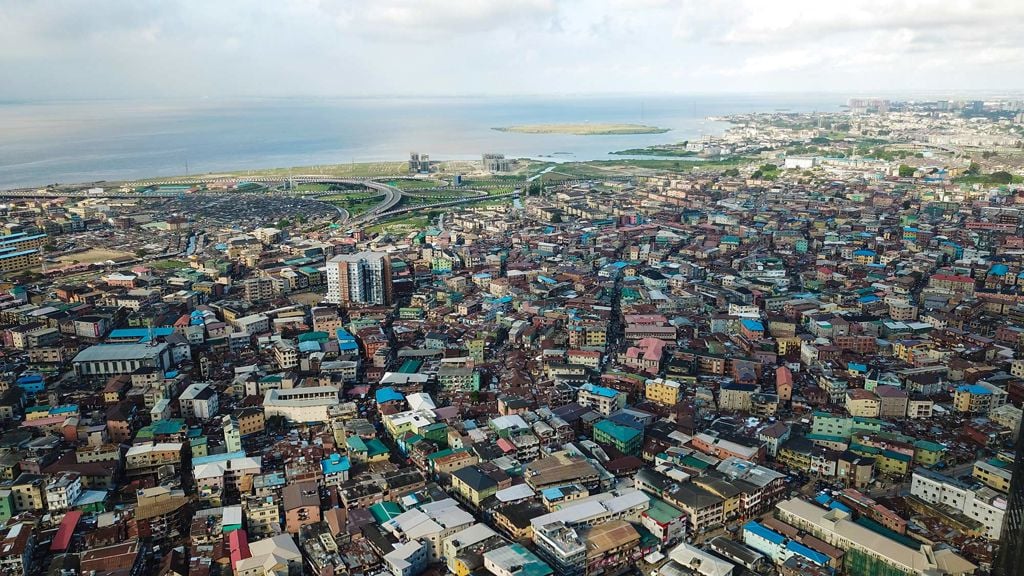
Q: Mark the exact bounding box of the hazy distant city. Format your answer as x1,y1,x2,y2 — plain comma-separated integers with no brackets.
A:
1,3,1023,576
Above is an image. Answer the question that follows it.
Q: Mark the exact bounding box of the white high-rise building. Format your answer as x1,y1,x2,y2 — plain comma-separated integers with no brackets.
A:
325,252,393,306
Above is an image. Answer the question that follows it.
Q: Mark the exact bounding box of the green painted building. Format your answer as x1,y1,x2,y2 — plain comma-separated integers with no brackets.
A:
593,419,643,455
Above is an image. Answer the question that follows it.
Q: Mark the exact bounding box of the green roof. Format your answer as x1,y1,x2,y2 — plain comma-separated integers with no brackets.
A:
681,455,710,470
913,440,944,452
644,498,684,523
152,419,186,435
369,501,403,524
806,433,848,444
366,438,389,458
594,419,642,443
881,450,912,463
346,436,368,452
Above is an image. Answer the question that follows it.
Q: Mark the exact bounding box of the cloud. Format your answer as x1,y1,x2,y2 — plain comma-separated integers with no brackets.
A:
0,0,1021,99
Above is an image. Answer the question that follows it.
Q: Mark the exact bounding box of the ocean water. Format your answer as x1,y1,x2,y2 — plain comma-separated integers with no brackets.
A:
0,94,842,188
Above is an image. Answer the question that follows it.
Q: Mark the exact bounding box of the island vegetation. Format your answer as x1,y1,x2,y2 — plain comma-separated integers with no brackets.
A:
612,141,696,156
493,123,669,135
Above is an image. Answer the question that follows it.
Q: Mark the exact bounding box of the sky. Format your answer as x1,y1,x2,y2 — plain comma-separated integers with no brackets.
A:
1,0,1022,100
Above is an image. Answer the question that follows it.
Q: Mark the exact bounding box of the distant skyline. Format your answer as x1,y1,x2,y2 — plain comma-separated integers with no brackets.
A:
2,0,1023,100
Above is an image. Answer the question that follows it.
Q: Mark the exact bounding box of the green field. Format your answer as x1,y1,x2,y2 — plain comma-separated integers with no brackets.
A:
365,215,434,234
387,178,444,190
151,259,189,270
321,192,386,216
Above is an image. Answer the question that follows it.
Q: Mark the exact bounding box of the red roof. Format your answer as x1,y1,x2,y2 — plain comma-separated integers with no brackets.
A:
496,438,516,453
51,510,82,551
931,274,973,283
228,529,251,566
776,366,793,387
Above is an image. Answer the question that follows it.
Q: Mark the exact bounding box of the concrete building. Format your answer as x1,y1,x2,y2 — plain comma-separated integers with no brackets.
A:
381,498,475,561
179,382,219,420
646,377,683,406
325,251,393,306
775,497,975,575
72,343,171,379
263,386,340,423
576,384,626,416
234,533,303,576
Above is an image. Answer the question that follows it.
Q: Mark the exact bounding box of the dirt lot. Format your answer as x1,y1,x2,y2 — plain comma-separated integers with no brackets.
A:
57,248,133,265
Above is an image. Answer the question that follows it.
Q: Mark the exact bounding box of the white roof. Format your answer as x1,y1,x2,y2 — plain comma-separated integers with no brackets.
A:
495,484,535,503
667,542,734,576
126,442,182,457
235,533,301,572
406,392,437,411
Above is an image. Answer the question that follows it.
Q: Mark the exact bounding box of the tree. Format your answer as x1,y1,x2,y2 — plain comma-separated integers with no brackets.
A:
967,162,981,175
991,171,1013,184
135,249,147,258
722,168,740,177
982,150,997,159
898,165,915,178
752,170,763,180
761,163,779,172
296,215,306,224
276,218,290,229
527,181,542,196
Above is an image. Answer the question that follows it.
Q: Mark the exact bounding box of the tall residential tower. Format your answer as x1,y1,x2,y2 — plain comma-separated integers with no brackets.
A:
325,252,393,306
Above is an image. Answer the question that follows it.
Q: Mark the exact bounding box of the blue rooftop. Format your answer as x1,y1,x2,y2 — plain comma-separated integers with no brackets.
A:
541,487,564,500
787,541,830,566
990,264,1009,276
853,249,876,256
740,319,765,332
857,295,880,304
109,327,175,341
376,387,405,404
829,501,852,514
957,384,992,395
744,521,785,545
298,341,321,353
321,454,351,475
193,450,247,466
581,383,619,398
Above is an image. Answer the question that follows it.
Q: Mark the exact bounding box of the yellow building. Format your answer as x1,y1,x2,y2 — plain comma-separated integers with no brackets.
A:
0,249,41,273
913,441,945,467
973,459,1011,492
693,477,743,520
645,378,683,406
11,473,45,512
777,337,802,355
893,340,929,363
845,390,881,418
451,466,501,507
873,451,911,477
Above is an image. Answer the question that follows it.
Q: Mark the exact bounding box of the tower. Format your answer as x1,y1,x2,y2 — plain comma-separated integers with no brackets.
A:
325,251,393,306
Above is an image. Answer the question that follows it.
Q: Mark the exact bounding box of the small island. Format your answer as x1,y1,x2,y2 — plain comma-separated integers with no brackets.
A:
493,123,670,135
612,141,695,156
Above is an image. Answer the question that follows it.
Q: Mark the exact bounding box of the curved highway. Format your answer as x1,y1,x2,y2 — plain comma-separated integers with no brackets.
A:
0,173,516,228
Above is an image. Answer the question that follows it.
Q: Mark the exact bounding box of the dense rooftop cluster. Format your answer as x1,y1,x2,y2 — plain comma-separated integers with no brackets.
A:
0,99,1023,576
